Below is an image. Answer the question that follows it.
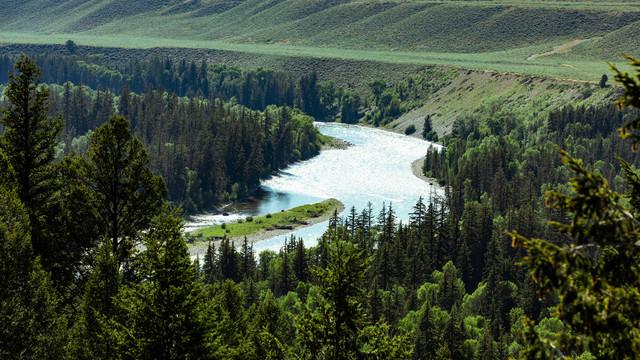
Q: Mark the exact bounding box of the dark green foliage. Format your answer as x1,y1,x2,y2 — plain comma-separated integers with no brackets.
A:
405,124,416,135
84,115,167,268
202,240,216,284
514,149,640,358
611,55,640,151
599,74,608,88
248,290,293,359
117,211,207,359
297,239,412,360
2,50,639,360
0,54,64,274
422,115,432,139
68,242,121,360
0,53,343,121
0,186,66,359
340,91,361,124
66,40,77,55
512,56,640,358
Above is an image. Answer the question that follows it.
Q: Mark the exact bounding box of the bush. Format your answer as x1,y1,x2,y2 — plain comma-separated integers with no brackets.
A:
405,124,416,135
246,216,253,222
266,214,272,218
221,223,226,229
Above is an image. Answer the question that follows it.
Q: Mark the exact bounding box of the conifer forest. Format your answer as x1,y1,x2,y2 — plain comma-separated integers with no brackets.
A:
2,45,640,360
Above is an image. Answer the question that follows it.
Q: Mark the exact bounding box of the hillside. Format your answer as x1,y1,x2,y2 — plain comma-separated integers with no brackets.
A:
0,0,638,81
391,69,618,138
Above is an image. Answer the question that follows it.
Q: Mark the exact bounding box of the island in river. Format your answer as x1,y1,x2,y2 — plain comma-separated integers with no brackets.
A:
187,199,344,256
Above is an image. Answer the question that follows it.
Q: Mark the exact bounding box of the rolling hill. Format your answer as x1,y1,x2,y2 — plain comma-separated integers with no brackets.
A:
0,0,638,80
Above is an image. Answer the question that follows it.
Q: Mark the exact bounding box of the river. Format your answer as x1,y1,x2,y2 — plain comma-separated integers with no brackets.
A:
184,122,442,253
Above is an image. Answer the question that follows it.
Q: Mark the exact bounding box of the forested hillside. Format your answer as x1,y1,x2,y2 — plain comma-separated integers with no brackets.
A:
0,50,621,211
3,53,640,359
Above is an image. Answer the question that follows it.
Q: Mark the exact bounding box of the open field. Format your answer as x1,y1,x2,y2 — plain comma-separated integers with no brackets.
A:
0,0,638,81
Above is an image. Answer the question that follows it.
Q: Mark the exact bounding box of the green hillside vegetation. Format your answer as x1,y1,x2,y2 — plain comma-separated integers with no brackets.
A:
389,69,617,136
0,0,638,80
3,29,640,359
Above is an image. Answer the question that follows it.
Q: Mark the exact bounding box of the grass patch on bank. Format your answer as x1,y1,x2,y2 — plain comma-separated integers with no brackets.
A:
188,198,342,240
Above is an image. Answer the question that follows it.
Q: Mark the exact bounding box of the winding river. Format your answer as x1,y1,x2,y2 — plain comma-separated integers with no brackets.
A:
185,122,442,253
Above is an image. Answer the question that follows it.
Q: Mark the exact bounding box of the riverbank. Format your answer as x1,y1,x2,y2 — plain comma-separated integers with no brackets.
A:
411,157,438,185
320,133,353,150
188,199,344,257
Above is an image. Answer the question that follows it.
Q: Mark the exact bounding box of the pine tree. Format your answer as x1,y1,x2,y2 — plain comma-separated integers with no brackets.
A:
0,55,63,274
513,56,640,359
85,115,167,269
68,242,121,360
118,211,206,359
0,185,66,359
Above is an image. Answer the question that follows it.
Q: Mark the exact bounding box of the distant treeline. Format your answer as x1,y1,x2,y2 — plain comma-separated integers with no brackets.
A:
0,53,364,122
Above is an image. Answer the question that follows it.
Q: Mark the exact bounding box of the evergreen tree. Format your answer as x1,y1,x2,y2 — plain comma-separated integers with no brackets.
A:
84,115,167,269
68,242,121,360
118,211,206,359
219,238,239,282
413,300,437,360
422,115,432,140
249,290,293,359
292,238,309,283
513,56,640,359
202,240,216,284
297,240,412,360
240,236,256,280
0,55,64,276
0,185,66,359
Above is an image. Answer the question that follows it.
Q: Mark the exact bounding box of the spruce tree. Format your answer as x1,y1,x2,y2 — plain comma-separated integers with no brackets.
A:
0,55,63,273
513,56,640,358
85,115,167,269
0,185,66,359
119,211,206,359
202,240,216,284
68,242,121,360
297,240,412,360
249,290,292,359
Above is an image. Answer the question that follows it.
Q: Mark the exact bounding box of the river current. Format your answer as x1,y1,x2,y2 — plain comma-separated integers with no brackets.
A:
184,122,442,253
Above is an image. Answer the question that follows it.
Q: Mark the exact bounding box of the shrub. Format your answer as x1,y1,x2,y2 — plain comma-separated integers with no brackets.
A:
246,216,253,222
405,124,416,135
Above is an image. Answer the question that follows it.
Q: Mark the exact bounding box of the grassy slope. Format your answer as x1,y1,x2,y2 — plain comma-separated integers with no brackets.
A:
392,69,618,138
0,0,638,81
